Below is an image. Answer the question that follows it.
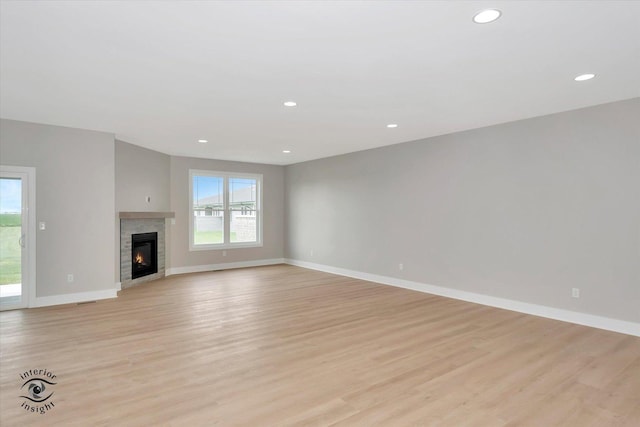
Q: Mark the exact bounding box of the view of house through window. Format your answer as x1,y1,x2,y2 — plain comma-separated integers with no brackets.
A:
190,171,261,249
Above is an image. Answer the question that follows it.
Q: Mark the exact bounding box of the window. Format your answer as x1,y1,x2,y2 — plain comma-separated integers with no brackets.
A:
189,170,262,250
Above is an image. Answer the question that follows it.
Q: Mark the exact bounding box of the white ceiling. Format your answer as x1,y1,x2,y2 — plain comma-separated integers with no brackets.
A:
1,1,639,166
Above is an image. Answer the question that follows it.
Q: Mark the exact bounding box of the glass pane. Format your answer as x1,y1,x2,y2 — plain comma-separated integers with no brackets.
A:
193,175,224,245
0,178,22,302
229,178,257,243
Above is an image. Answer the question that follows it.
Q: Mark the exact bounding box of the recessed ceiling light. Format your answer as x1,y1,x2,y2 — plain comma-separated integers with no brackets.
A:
282,150,291,154
574,73,596,82
473,9,501,24
283,101,297,107
386,124,398,128
197,139,208,143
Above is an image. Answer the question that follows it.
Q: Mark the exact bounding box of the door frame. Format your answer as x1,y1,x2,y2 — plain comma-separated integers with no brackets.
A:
0,165,36,309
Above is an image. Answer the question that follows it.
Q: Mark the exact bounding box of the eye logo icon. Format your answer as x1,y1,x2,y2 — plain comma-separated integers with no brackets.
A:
19,369,57,415
21,378,55,403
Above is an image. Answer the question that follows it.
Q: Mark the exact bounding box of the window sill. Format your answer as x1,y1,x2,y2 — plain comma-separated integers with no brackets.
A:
189,242,263,251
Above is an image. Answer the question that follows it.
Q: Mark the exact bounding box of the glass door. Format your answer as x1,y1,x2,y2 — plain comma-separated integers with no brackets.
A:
0,167,33,310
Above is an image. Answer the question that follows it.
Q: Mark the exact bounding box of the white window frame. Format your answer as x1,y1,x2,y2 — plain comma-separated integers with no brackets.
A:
189,170,263,251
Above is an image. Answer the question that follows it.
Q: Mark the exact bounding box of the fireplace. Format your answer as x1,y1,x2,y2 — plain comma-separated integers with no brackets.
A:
131,232,158,280
120,213,172,289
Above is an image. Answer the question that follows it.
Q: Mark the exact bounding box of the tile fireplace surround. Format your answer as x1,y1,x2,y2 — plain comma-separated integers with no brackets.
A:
119,212,174,289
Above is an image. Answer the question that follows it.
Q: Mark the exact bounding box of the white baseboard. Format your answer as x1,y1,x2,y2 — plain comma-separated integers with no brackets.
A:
166,258,285,276
285,259,640,337
32,288,119,308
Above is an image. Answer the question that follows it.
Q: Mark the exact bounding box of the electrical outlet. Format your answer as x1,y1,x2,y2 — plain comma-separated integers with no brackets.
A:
310,249,314,257
145,196,151,203
399,263,404,271
39,221,46,230
67,274,74,283
572,288,580,298
222,250,227,256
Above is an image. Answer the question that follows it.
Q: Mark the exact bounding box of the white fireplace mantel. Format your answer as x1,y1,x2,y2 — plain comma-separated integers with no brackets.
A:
119,211,175,219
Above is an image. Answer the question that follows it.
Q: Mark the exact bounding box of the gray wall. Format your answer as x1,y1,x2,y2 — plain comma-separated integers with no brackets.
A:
0,119,116,297
285,99,640,323
170,156,285,268
115,140,171,212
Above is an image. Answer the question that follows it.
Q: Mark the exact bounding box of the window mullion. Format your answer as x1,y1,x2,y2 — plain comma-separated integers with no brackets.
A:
223,175,230,244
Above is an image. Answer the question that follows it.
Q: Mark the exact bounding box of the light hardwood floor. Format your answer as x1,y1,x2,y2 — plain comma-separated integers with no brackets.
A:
1,265,638,426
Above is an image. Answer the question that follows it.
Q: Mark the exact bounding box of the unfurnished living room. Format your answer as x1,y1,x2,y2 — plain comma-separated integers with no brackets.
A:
0,1,639,425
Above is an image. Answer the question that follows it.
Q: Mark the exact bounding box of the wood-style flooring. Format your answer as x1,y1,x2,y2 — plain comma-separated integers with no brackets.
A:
1,264,639,426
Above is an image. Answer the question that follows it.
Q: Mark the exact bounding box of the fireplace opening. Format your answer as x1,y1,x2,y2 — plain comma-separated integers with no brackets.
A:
131,232,158,279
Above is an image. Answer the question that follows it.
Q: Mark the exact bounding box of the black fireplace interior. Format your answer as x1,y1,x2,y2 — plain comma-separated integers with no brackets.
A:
131,232,158,279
